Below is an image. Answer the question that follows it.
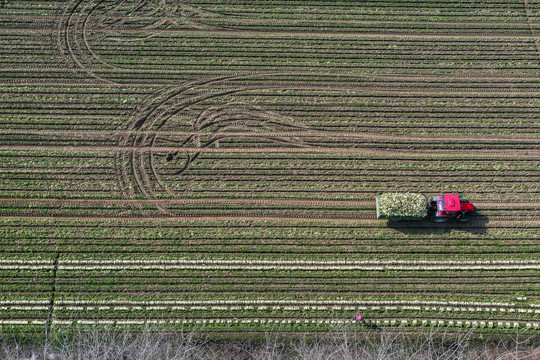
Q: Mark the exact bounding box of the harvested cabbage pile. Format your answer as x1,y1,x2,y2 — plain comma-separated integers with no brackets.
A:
378,192,427,218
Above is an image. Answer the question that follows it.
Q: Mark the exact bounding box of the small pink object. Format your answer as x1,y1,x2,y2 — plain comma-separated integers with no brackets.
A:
356,313,363,323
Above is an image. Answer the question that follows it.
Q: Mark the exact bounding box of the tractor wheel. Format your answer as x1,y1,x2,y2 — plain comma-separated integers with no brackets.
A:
431,215,449,223
459,217,470,222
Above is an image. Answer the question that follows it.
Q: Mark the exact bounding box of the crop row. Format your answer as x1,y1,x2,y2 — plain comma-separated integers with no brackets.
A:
188,0,534,16
3,151,539,170
3,264,538,301
0,203,535,224
4,51,540,82
2,68,539,89
2,90,539,138
0,318,536,335
3,219,538,240
2,243,538,263
3,305,538,325
48,308,540,324
4,217,540,232
4,0,536,18
87,46,540,66
3,134,540,150
1,0,539,335
2,266,538,306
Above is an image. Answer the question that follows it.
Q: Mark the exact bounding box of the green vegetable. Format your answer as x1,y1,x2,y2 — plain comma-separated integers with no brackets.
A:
378,193,427,218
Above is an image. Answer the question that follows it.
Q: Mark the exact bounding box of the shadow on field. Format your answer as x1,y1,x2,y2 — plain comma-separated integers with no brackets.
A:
386,214,489,235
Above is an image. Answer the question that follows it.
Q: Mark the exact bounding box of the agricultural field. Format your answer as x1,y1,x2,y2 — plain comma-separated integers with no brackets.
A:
0,0,539,337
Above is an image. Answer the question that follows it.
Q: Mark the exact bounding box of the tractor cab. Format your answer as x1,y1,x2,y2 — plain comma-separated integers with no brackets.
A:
429,194,476,222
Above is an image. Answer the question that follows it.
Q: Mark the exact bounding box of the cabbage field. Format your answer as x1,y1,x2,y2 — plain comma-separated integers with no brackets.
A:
0,0,539,336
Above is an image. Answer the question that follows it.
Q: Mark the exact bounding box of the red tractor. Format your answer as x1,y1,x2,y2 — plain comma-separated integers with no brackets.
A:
428,194,476,222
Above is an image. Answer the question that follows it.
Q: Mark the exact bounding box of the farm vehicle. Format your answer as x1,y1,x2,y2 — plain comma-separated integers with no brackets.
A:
376,192,477,222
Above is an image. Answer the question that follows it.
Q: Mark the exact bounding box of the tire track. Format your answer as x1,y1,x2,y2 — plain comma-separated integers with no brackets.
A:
59,0,117,84
81,0,125,72
114,74,243,201
523,0,540,61
114,71,316,210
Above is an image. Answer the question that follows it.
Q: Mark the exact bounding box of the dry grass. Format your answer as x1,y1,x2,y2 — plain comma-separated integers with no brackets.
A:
1,326,539,360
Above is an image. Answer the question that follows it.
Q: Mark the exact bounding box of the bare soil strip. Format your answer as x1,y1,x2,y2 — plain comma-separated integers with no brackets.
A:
0,198,373,206
57,259,540,265
0,198,537,208
61,0,117,85
91,29,540,38
5,27,540,37
2,80,538,92
0,15,536,27
2,130,539,142
1,215,539,223
0,215,379,222
1,146,539,157
2,71,540,80
54,262,540,270
52,299,526,307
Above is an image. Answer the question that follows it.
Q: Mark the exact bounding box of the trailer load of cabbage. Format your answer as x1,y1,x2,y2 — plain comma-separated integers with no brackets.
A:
376,192,427,219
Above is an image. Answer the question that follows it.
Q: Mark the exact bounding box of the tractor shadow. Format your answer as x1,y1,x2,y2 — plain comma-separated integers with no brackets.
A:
386,214,490,235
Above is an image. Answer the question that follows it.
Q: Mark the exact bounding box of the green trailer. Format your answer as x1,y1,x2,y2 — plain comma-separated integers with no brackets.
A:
376,192,428,221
